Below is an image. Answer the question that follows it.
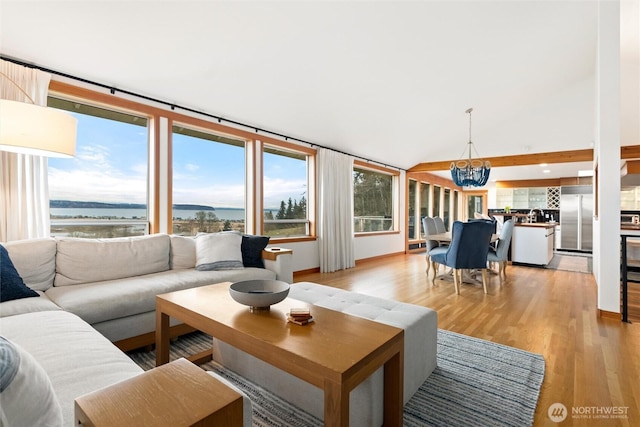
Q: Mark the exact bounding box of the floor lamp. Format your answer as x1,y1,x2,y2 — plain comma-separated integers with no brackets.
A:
0,72,77,157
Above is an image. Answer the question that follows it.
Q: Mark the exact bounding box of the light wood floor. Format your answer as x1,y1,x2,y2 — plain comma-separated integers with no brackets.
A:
295,253,640,426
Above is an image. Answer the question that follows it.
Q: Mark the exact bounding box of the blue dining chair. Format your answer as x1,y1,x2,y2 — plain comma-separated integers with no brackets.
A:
422,217,441,277
429,220,495,294
487,219,515,283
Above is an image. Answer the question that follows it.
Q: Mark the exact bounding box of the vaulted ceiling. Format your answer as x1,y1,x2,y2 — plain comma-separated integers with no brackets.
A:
1,1,637,183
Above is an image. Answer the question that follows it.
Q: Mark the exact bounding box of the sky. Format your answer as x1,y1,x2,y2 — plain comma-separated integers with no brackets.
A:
48,111,307,210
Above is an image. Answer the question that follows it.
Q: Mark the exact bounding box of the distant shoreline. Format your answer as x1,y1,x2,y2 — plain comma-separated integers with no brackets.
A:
50,200,220,211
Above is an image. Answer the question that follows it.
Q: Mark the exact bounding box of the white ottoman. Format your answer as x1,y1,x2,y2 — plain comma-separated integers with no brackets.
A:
211,281,438,426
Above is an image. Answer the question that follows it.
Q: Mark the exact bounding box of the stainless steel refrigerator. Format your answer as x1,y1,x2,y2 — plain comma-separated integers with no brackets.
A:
560,185,593,251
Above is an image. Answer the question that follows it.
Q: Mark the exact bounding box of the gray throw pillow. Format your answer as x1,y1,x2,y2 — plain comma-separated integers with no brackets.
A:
195,231,244,271
0,336,63,427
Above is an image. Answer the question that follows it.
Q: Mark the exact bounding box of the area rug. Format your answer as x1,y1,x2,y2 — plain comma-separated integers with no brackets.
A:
127,330,545,427
545,253,592,273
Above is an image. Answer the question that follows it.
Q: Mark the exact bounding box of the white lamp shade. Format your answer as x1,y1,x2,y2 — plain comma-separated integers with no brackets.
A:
0,99,77,158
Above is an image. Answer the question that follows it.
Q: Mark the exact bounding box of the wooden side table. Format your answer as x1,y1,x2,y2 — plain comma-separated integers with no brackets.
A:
75,358,243,427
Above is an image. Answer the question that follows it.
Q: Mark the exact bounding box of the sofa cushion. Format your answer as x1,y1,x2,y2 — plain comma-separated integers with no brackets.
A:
2,238,56,292
45,268,276,325
170,235,196,269
290,282,438,403
0,245,39,302
55,234,171,286
241,235,270,268
0,311,143,426
0,336,63,427
195,232,243,271
0,291,61,318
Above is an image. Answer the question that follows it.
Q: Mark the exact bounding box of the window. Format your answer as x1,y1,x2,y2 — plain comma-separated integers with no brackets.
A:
172,125,246,236
353,166,394,233
408,179,417,240
432,185,441,218
262,145,310,237
420,182,431,238
453,190,459,222
48,97,149,238
443,188,451,231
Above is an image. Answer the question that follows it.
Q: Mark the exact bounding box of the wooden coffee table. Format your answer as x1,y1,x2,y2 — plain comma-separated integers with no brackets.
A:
156,282,404,427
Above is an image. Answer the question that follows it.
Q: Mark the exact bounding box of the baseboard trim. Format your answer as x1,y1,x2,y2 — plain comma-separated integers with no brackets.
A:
293,252,405,278
293,267,320,278
598,309,621,320
355,251,405,265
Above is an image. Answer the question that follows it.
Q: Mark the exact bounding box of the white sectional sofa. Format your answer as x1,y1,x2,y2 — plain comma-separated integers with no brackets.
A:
1,233,292,349
1,232,290,426
212,281,439,427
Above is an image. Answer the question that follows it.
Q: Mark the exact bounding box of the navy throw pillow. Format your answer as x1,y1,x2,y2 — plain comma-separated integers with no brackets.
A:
1,245,38,303
241,235,270,268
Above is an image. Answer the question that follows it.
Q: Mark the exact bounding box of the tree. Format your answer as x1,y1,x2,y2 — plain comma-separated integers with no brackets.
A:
295,196,307,218
285,197,294,219
276,201,286,220
195,211,207,231
206,211,218,222
223,220,232,231
353,170,392,217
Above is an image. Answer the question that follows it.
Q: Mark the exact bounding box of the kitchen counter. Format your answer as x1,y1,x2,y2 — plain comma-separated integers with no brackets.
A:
514,223,556,229
621,226,640,237
621,224,640,231
512,224,555,265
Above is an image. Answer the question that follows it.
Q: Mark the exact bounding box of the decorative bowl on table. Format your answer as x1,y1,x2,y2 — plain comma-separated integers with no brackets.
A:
229,279,290,311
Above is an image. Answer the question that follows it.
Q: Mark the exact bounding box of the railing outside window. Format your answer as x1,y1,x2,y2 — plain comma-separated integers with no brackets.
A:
354,216,393,233
263,219,309,237
50,219,148,238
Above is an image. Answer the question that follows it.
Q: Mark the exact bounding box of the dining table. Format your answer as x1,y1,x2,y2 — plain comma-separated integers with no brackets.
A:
426,232,499,244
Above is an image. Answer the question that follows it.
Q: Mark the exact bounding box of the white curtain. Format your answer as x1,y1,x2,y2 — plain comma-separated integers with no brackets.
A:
0,59,52,242
317,148,355,273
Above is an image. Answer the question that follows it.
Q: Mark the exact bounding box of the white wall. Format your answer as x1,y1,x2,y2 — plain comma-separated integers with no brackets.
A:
283,232,407,274
593,0,621,313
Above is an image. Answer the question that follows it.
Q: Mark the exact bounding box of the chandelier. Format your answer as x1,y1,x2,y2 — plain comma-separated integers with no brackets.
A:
450,108,491,187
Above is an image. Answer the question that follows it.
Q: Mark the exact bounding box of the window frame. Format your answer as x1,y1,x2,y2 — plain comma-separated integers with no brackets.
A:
170,121,249,236
46,92,153,238
261,140,316,242
48,80,318,241
353,160,400,236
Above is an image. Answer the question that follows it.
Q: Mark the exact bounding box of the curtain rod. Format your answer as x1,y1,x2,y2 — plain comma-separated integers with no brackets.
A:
1,55,403,172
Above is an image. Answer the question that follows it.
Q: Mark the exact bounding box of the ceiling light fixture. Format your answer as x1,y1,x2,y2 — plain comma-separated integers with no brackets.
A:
450,108,491,187
0,72,77,157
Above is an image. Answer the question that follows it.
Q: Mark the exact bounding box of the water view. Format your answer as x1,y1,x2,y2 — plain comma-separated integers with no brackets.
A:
50,208,255,221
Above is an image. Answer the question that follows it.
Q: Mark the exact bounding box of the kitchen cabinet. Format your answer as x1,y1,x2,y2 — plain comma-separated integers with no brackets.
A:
512,224,555,265
512,189,529,209
528,188,546,207
496,188,513,209
493,186,560,210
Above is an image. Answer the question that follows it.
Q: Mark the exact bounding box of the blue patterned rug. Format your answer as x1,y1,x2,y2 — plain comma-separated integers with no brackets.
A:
128,329,545,426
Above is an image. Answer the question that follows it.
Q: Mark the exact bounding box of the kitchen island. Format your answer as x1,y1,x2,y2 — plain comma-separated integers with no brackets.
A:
511,223,555,265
